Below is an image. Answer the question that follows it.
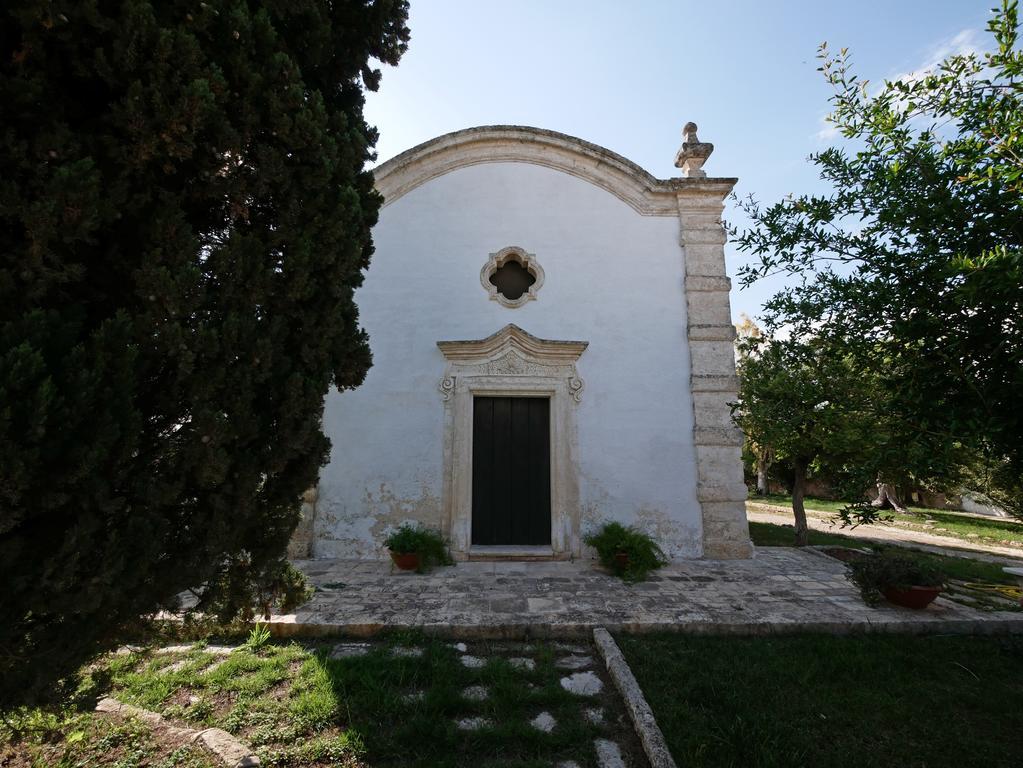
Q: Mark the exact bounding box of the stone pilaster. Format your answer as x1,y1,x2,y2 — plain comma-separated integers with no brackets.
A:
287,487,318,559
677,182,753,559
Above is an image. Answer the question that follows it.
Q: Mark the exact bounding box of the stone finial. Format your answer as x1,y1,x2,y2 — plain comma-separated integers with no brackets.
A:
674,121,714,178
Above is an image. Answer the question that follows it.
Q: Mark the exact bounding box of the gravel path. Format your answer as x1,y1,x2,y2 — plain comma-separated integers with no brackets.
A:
747,505,1023,565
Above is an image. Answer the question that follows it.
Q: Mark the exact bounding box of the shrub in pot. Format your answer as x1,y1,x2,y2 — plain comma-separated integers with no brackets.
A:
847,551,944,608
583,521,668,582
383,524,453,573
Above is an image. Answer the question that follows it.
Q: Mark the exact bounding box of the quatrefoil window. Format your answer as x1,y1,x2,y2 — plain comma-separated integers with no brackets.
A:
480,246,545,308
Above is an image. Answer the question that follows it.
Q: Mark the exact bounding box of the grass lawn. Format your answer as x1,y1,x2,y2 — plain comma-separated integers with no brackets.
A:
618,633,1023,768
750,493,1023,547
748,520,1017,586
2,634,640,768
888,507,1023,546
747,519,865,549
750,493,855,515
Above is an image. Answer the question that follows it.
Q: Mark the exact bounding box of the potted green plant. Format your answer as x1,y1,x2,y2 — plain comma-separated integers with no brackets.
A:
383,524,453,572
847,551,945,609
583,521,668,582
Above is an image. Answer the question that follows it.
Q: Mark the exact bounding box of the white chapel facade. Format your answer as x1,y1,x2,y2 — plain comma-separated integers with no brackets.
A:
291,124,753,561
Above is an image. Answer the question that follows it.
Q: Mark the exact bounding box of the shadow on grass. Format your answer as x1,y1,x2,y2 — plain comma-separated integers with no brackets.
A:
618,632,1023,768
297,634,610,768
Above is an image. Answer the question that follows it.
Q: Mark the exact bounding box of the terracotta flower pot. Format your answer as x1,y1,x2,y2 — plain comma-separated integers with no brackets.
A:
390,551,421,571
882,585,943,609
613,552,630,570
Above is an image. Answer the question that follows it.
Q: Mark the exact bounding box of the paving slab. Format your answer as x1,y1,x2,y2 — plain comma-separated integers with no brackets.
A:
595,739,626,768
462,685,488,701
561,671,603,696
329,642,370,659
530,711,556,732
271,548,1023,637
557,654,596,670
391,646,423,658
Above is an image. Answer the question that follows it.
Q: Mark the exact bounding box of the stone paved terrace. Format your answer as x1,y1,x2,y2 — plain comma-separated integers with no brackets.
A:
271,547,1023,638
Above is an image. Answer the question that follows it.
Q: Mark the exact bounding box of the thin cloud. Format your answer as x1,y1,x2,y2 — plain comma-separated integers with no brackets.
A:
888,27,986,87
814,116,841,143
813,27,987,144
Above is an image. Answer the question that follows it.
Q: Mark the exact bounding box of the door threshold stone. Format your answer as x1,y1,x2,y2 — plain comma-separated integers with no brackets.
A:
469,545,560,561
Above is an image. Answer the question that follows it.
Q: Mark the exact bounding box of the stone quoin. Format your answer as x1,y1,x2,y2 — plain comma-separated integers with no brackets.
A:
288,124,753,561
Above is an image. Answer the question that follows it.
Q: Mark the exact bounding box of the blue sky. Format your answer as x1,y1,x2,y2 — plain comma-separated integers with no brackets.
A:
364,0,996,323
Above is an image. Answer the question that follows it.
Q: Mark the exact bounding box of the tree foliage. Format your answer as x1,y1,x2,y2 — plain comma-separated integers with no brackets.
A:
0,0,409,708
733,1,1023,519
733,334,885,544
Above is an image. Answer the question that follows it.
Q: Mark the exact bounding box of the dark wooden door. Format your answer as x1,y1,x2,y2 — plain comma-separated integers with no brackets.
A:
471,396,551,545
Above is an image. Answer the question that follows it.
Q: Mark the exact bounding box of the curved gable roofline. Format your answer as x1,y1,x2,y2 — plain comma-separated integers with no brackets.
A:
372,125,735,216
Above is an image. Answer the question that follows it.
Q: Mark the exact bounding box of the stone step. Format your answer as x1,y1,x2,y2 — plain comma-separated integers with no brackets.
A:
468,545,561,562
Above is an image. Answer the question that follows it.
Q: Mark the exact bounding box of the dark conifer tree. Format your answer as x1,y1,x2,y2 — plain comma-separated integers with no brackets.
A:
0,0,409,707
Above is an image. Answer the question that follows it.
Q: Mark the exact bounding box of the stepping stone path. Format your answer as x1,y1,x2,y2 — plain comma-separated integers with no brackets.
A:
556,654,595,670
559,671,603,696
158,658,190,675
553,643,588,654
441,640,628,763
202,658,229,675
391,646,423,658
594,739,626,768
530,712,556,733
202,646,238,655
329,642,370,659
152,645,236,656
456,716,491,731
154,645,196,655
462,685,489,701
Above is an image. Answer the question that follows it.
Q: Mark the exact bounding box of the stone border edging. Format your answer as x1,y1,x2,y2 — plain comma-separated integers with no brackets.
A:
592,627,677,768
96,697,259,767
267,615,1023,639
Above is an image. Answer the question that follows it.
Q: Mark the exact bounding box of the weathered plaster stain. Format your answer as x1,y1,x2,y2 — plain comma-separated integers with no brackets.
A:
314,483,443,559
635,506,700,558
365,483,443,545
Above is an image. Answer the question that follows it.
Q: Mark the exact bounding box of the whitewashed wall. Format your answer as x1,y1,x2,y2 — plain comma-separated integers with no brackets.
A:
314,161,703,558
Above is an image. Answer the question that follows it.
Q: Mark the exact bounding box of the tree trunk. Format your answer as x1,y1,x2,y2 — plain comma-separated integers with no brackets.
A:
871,481,908,514
792,459,809,546
756,458,768,496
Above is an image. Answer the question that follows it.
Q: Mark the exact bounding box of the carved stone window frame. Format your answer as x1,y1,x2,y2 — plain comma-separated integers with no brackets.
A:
480,246,545,308
437,324,587,558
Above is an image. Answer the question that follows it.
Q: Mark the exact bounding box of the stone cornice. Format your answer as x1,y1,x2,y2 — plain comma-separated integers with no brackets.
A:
673,179,737,202
373,125,736,216
437,323,588,364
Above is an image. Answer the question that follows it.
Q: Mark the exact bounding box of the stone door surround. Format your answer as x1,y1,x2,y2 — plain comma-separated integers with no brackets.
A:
437,324,587,559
